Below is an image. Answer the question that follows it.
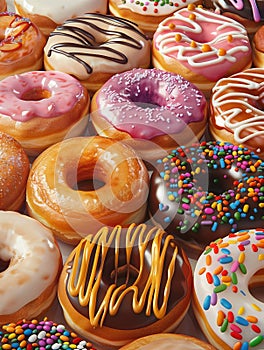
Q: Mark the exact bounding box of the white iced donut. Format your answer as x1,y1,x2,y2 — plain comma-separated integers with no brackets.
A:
193,228,264,349
0,211,62,325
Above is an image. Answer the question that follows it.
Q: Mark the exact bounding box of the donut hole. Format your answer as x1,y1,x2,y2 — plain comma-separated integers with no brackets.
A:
129,81,166,108
21,88,51,101
0,258,10,273
67,163,106,191
110,264,139,287
74,179,105,191
248,269,264,303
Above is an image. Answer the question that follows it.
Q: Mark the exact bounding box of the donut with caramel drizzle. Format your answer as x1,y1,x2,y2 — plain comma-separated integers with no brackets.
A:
58,223,192,348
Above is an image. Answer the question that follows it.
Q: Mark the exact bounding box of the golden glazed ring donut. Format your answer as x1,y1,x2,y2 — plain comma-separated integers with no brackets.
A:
58,223,193,347
0,131,30,211
26,136,149,245
0,211,62,325
253,25,264,67
0,12,46,81
119,333,217,349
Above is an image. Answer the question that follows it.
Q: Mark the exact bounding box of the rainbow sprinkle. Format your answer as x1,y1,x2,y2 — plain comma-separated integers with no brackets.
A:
151,141,264,239
0,318,95,350
195,228,264,349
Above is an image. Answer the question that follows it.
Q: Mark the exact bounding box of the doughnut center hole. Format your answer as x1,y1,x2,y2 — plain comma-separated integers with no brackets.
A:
248,269,264,303
21,88,51,101
130,83,166,108
110,264,139,287
0,258,10,273
74,179,105,191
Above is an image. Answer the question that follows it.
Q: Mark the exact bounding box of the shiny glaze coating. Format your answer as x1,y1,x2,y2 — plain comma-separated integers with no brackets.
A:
26,136,149,245
0,211,62,324
0,12,46,80
0,132,30,211
149,141,264,254
58,223,192,347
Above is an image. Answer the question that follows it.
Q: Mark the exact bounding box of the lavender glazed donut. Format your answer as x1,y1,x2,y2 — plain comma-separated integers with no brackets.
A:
91,68,208,163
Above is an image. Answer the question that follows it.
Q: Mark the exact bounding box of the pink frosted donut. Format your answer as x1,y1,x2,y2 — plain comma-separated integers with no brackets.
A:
90,68,208,163
152,4,252,97
0,71,89,156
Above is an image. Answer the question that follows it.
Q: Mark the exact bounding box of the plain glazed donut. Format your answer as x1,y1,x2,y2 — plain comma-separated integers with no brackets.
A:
90,68,208,163
0,12,46,81
0,211,62,325
148,141,264,257
0,131,30,211
152,4,252,98
109,0,203,37
43,13,151,93
0,318,96,350
209,68,264,158
0,0,6,12
253,26,264,67
26,136,149,245
58,223,193,348
119,333,217,350
193,228,264,349
0,70,90,156
14,0,108,36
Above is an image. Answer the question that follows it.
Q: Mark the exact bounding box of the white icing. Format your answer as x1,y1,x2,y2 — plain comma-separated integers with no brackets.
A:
211,68,264,144
0,211,61,314
14,0,107,24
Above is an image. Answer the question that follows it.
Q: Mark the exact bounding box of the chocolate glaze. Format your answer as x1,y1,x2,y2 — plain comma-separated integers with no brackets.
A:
47,13,148,74
64,224,192,330
149,141,264,248
206,0,264,22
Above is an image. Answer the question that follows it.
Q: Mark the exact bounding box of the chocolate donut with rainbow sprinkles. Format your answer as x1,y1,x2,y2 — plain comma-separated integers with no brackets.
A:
193,228,264,349
148,141,264,257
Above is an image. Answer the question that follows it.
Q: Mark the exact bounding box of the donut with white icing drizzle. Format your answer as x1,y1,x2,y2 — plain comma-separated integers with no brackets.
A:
152,4,252,97
209,68,264,158
44,13,151,93
193,228,264,349
109,0,203,37
0,211,62,325
58,223,193,347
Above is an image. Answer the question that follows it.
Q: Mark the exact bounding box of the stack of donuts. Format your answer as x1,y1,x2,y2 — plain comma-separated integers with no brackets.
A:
0,0,264,349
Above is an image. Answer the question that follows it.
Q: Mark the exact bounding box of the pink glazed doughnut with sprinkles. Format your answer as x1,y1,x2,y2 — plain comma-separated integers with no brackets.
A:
193,228,264,350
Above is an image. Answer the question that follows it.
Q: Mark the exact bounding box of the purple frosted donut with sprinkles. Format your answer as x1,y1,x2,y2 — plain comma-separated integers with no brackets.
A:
0,318,96,349
193,228,264,350
148,141,264,256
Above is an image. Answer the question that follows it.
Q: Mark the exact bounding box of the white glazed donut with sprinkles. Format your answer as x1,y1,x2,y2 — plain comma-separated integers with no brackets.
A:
193,228,264,350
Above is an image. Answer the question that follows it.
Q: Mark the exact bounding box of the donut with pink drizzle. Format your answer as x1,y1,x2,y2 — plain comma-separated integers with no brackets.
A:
0,70,89,156
152,4,252,97
90,68,208,163
193,228,264,349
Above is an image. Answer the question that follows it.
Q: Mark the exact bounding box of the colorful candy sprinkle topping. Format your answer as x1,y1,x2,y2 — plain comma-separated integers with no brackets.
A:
0,318,95,350
153,141,264,238
195,229,264,349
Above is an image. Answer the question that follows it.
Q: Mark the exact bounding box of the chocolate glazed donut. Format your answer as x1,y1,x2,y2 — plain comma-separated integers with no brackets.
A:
58,223,192,348
148,141,264,257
